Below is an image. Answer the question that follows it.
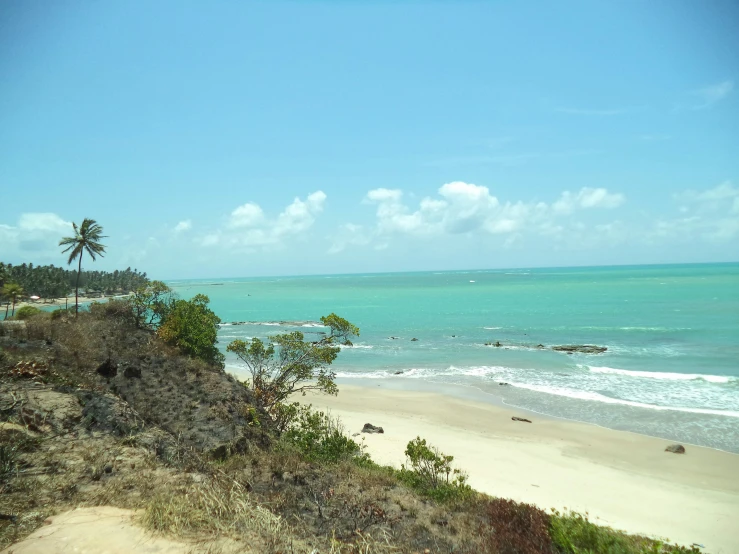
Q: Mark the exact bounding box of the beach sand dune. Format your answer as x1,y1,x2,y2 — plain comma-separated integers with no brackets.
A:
306,384,739,554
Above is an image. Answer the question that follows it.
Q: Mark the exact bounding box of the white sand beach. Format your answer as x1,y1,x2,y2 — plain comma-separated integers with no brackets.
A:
305,383,739,554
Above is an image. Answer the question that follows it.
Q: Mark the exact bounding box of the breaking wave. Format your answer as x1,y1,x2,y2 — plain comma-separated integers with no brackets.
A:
587,365,731,383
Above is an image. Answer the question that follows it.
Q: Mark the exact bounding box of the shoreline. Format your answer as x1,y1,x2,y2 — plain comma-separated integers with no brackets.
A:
334,376,738,455
4,293,132,315
301,382,739,554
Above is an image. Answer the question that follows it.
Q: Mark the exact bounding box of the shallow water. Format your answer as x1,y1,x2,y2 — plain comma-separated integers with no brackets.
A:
169,263,739,453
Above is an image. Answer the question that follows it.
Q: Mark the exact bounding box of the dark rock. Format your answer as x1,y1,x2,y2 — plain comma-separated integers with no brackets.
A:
665,444,686,454
495,341,502,347
210,444,230,461
536,344,545,348
512,417,532,423
389,336,399,340
410,338,418,342
96,358,117,378
551,345,607,354
498,382,510,386
362,423,384,434
104,464,113,474
123,365,142,379
394,371,404,375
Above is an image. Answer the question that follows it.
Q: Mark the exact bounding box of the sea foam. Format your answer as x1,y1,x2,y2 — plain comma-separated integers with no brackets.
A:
587,366,731,383
507,382,739,418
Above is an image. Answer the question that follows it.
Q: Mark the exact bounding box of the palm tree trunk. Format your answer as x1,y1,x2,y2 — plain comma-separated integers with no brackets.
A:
75,252,82,316
11,297,16,317
4,302,8,319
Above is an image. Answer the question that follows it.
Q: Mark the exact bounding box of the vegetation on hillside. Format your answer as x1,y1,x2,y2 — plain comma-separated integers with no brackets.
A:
0,301,702,553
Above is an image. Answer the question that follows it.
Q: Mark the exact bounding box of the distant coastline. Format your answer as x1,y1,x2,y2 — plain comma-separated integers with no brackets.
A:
4,293,133,316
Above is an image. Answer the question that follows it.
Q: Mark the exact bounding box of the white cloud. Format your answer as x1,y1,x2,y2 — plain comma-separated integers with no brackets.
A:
365,188,402,203
274,191,326,237
552,187,625,214
18,213,72,232
200,233,220,247
203,191,327,250
578,187,625,209
686,181,738,202
0,213,72,255
654,181,739,242
364,189,431,235
355,182,626,251
174,220,192,233
674,182,739,213
691,80,734,109
229,203,265,228
328,223,371,254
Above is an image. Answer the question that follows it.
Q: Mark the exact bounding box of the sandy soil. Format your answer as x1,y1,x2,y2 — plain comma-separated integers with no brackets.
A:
0,507,246,554
305,383,739,554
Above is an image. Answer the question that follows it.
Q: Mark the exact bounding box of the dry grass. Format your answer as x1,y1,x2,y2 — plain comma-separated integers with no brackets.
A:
142,476,282,539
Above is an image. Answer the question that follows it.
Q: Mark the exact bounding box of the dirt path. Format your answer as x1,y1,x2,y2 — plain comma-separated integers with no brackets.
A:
1,506,241,554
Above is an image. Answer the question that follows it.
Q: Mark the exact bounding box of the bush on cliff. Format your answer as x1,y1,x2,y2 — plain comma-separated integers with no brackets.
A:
398,436,473,503
281,405,365,464
156,294,224,367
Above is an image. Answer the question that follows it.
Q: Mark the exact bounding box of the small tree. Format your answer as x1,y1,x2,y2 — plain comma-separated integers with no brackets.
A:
156,294,224,367
399,436,471,502
227,313,359,412
2,282,24,319
129,280,176,329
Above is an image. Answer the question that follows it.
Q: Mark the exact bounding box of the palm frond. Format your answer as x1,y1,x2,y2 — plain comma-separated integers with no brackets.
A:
67,244,83,265
59,218,107,267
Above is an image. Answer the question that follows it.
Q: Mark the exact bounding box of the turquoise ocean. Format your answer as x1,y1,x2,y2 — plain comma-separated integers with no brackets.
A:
168,263,739,453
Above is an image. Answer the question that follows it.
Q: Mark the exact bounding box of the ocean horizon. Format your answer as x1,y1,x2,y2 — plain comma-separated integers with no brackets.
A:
168,262,739,453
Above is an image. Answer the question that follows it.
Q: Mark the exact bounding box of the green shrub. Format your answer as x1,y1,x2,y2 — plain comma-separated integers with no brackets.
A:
281,405,364,464
397,436,473,503
550,510,700,554
13,306,42,320
156,294,224,367
89,298,136,325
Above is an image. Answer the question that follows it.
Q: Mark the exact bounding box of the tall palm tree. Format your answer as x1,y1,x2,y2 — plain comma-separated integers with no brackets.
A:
2,282,23,319
59,219,107,315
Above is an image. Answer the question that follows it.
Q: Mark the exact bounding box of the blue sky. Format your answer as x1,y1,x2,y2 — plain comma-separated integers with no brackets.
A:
1,0,737,278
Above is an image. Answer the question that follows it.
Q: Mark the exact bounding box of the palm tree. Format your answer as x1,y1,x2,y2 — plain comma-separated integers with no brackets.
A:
59,219,107,315
2,282,23,319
